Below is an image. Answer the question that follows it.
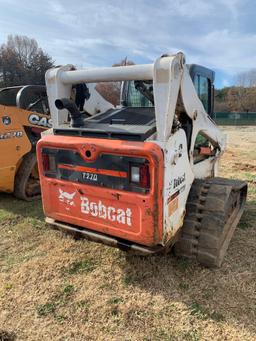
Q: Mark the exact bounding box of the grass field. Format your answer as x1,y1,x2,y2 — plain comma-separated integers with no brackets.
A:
0,127,255,341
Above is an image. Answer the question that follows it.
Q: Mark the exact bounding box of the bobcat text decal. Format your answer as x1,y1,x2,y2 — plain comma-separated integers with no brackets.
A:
173,173,185,189
81,196,132,226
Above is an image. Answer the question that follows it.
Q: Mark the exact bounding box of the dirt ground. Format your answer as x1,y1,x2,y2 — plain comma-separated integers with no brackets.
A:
0,126,255,341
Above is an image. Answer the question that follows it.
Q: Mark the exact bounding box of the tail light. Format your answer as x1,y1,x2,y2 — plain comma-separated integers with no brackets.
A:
139,164,150,188
42,153,50,171
42,152,56,175
130,163,150,189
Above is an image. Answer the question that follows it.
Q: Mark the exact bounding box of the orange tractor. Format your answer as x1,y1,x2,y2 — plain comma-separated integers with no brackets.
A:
0,85,51,200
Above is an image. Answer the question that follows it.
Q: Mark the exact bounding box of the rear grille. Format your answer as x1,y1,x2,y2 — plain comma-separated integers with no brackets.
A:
100,108,155,125
88,107,155,126
54,107,156,141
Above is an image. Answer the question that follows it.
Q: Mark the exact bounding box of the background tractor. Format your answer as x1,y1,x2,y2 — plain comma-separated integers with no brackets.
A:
0,85,51,200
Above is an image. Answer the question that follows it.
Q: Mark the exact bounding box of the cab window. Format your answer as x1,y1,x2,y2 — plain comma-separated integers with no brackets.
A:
126,81,153,107
0,88,20,106
193,132,216,164
194,75,210,113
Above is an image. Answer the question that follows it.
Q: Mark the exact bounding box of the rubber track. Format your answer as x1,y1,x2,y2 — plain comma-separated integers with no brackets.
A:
13,152,41,201
174,177,247,267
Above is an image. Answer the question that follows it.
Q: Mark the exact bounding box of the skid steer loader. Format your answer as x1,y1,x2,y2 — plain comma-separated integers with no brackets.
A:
37,53,247,267
0,85,51,200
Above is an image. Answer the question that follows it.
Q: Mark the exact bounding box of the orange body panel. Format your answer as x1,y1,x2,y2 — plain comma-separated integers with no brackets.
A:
0,104,49,193
37,135,164,247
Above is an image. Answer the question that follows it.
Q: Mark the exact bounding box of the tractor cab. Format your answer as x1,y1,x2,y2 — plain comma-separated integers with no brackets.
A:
0,85,49,115
121,64,215,117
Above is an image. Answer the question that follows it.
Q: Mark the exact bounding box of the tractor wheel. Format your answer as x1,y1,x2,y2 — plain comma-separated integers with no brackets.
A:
13,152,41,201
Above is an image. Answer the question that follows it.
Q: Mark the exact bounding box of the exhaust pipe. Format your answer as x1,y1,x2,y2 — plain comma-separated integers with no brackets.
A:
55,98,84,127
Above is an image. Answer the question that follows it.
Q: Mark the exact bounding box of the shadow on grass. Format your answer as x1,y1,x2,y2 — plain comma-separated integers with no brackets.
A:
238,203,256,229
0,193,44,220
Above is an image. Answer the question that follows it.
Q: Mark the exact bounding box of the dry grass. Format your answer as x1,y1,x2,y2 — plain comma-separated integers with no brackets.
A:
0,126,255,341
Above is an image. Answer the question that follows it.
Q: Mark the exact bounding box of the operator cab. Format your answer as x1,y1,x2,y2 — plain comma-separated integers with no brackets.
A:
0,85,49,115
188,64,215,117
121,64,214,117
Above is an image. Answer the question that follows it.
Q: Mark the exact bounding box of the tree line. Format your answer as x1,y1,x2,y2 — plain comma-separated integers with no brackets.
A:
215,86,256,112
215,68,256,112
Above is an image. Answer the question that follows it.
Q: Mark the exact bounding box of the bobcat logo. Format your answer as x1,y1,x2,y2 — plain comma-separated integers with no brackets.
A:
58,189,76,207
81,196,132,226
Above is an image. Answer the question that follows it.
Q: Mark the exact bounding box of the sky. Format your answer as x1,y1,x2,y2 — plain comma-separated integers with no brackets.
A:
0,0,255,88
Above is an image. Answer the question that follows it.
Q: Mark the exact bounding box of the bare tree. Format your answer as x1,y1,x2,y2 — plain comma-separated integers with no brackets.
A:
0,35,54,87
96,58,135,106
236,69,256,87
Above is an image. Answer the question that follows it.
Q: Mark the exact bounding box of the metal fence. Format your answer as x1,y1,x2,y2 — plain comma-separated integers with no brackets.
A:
214,112,256,125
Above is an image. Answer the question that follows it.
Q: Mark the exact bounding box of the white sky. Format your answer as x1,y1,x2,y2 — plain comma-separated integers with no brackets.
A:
0,0,255,88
